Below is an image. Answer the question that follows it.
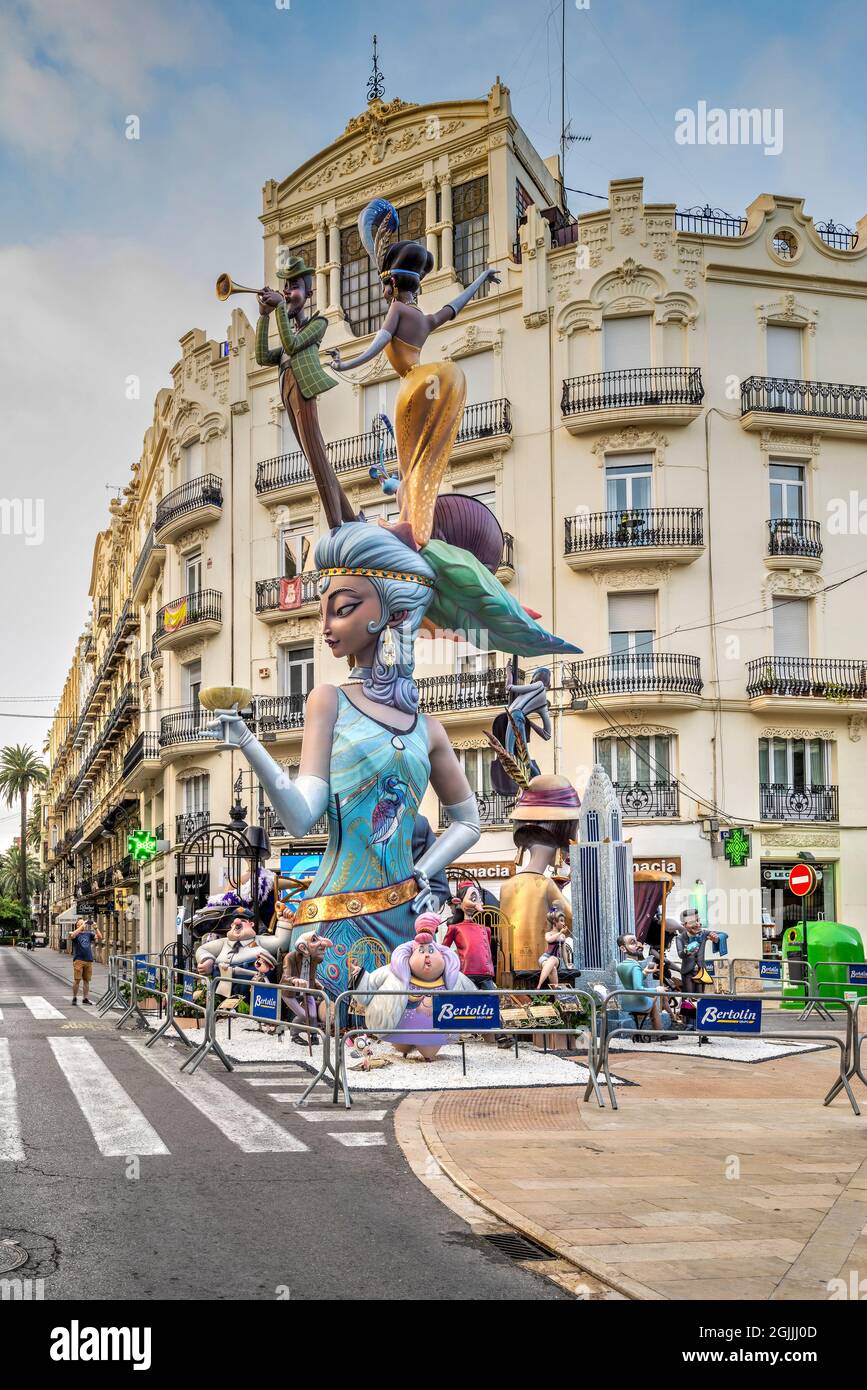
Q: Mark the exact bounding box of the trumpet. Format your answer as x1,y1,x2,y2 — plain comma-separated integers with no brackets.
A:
215,273,262,300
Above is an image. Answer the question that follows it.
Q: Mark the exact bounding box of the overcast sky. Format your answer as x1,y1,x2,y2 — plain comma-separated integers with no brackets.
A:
1,0,865,845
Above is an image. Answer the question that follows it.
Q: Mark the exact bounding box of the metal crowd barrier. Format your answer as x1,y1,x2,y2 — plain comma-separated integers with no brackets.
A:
97,951,165,1016
591,985,860,1115
329,985,606,1109
204,974,333,1099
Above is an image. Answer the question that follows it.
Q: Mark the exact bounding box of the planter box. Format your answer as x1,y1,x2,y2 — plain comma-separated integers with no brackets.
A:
174,1016,201,1030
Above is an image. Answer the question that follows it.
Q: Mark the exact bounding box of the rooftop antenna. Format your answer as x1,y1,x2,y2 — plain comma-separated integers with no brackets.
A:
367,34,385,103
559,0,591,212
105,485,124,501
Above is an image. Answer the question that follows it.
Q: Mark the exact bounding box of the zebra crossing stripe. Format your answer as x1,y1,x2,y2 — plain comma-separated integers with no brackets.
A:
295,1109,388,1122
22,996,66,1020
244,1077,311,1087
328,1132,387,1147
48,1037,169,1157
0,1039,24,1161
124,1040,309,1153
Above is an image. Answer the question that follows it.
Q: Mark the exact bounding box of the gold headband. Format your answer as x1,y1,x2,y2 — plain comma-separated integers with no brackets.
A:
316,566,435,588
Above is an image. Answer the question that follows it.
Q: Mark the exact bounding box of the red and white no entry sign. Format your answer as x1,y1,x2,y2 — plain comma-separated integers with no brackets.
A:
788,863,816,897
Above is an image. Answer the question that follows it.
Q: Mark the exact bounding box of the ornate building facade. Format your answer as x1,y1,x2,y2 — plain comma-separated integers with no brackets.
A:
43,80,867,958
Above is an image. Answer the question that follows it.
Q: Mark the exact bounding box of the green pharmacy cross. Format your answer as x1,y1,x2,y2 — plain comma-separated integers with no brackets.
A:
723,827,751,868
128,829,158,863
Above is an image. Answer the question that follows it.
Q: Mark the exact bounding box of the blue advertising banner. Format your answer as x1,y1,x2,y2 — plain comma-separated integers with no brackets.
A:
432,993,501,1030
134,953,146,969
759,961,782,980
696,997,762,1034
145,964,157,989
182,974,194,1003
847,963,867,986
251,984,280,1023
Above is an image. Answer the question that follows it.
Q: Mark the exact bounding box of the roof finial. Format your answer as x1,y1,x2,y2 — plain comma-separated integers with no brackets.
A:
367,33,385,103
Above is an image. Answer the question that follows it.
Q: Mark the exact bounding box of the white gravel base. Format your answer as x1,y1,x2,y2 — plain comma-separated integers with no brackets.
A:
150,1019,613,1090
609,1034,828,1063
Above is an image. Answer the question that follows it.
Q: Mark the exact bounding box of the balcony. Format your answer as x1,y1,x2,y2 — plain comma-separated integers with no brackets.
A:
613,780,680,820
175,809,210,843
564,653,703,709
416,668,512,722
96,595,111,627
565,507,704,571
255,573,319,623
438,791,516,830
122,731,160,790
561,368,704,434
255,399,513,503
159,709,219,757
766,518,822,571
251,694,306,741
259,805,328,841
740,377,867,439
130,525,166,604
747,656,867,710
759,783,839,824
497,532,516,586
155,589,222,651
154,474,223,543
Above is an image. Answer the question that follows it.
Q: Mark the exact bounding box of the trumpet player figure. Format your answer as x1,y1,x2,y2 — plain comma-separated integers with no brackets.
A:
256,250,356,530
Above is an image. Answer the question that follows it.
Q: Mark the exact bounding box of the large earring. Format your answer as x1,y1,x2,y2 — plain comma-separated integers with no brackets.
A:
381,625,397,668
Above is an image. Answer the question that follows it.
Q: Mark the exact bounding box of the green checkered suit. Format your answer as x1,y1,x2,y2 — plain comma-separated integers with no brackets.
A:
255,306,336,400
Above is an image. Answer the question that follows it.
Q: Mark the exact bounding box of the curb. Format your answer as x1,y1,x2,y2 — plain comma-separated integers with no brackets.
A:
415,1093,665,1302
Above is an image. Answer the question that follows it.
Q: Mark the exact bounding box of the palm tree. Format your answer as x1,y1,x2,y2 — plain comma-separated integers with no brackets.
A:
0,845,45,902
27,793,43,852
0,745,48,919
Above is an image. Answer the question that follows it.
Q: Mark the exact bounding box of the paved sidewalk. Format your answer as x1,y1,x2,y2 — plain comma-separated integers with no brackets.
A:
408,1042,867,1301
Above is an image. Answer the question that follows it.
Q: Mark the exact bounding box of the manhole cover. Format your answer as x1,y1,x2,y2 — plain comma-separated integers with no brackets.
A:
0,1241,28,1275
481,1231,556,1262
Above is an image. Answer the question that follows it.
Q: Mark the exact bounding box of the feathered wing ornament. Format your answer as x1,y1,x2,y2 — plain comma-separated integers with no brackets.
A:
485,711,533,792
422,538,582,658
358,198,399,273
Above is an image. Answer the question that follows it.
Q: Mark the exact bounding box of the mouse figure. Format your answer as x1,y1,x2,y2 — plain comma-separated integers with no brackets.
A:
355,913,476,1061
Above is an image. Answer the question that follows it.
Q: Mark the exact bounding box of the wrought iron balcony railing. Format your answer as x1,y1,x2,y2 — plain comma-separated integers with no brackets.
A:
747,657,867,700
565,653,703,698
675,206,747,237
255,400,512,495
251,694,306,734
767,518,822,560
122,731,160,778
259,805,328,840
815,220,858,251
131,525,166,595
416,668,512,713
155,475,223,533
155,589,222,640
565,507,703,554
741,376,867,422
561,367,704,416
613,780,680,819
759,783,839,823
159,710,217,748
175,810,210,842
437,791,516,830
255,573,319,614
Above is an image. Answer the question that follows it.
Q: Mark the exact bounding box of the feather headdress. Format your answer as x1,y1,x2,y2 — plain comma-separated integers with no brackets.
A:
358,198,399,273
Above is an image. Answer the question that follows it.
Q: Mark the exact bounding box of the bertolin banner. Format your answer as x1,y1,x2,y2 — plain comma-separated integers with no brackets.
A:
251,984,279,1022
432,994,501,1030
696,997,762,1034
759,960,782,980
848,963,867,986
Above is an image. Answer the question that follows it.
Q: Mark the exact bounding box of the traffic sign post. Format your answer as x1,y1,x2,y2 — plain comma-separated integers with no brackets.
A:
789,863,817,898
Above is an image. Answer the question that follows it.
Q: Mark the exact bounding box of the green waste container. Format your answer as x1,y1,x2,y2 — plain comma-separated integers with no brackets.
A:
781,920,866,1010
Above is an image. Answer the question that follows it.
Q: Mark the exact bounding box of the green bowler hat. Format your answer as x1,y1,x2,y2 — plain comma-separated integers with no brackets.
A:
275,247,314,280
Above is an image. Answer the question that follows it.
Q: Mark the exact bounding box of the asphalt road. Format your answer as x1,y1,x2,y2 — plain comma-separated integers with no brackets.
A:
0,947,568,1301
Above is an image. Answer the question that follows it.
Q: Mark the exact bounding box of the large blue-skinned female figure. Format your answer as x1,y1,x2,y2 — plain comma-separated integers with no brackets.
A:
206,200,581,1004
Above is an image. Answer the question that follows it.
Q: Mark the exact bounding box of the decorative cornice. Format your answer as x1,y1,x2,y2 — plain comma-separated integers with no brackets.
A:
761,726,836,740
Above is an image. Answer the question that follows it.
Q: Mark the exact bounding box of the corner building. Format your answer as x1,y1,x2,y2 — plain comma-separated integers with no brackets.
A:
43,80,867,960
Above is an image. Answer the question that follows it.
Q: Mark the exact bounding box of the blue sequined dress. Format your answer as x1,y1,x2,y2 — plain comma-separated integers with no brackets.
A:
294,690,430,999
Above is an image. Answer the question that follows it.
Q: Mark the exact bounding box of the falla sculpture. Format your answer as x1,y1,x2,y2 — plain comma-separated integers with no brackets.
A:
203,199,581,1003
